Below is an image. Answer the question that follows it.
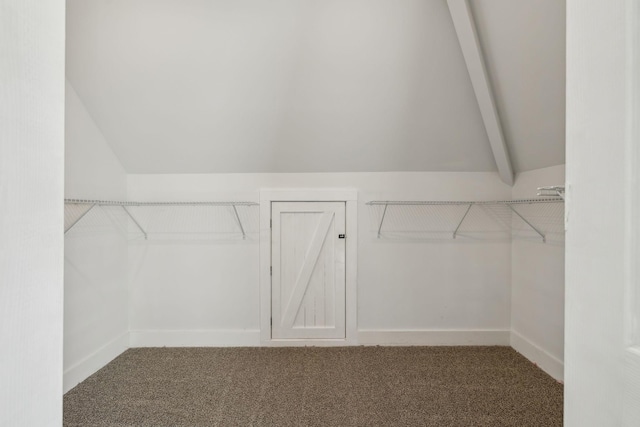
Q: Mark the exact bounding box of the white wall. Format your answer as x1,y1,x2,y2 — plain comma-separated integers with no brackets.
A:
0,1,65,426
510,164,565,381
65,82,127,200
64,82,129,392
127,172,513,346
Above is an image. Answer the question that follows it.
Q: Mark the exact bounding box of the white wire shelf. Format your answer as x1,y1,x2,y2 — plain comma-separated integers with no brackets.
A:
366,198,564,242
64,199,258,207
537,186,565,200
366,197,563,206
64,199,259,240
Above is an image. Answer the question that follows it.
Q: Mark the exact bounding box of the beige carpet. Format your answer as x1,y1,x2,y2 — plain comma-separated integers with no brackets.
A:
64,346,562,427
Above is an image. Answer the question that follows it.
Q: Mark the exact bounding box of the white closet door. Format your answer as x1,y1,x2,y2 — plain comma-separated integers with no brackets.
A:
271,202,346,339
565,1,640,425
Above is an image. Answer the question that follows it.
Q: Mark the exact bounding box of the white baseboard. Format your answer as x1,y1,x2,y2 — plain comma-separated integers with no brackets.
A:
511,330,564,382
357,329,511,346
129,330,262,347
263,339,351,347
63,331,129,393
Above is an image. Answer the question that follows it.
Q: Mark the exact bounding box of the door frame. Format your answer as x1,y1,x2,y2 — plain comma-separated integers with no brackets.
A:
259,189,358,346
626,0,640,353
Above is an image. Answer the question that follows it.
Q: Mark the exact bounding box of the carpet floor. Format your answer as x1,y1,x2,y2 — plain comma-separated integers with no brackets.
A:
64,346,563,427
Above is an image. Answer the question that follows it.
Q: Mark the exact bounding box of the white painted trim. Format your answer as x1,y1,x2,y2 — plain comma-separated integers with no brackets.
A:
357,329,510,346
260,198,272,343
260,189,358,346
510,330,564,382
447,0,514,186
260,189,358,202
63,332,129,393
264,339,350,347
129,330,261,347
625,0,640,349
345,198,358,343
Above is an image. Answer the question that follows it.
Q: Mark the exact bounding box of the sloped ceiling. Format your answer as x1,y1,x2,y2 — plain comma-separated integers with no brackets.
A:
471,0,566,173
66,0,565,175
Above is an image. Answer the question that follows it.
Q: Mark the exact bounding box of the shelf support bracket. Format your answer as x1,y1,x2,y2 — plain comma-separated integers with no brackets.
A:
507,204,546,243
453,204,473,239
122,206,147,240
65,203,96,234
232,205,246,240
377,204,389,239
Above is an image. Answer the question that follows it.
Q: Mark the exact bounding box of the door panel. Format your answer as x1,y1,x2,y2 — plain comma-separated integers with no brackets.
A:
565,1,640,424
272,202,346,339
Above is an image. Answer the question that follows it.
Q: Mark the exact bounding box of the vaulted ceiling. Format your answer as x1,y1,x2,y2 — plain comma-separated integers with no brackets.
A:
66,0,565,175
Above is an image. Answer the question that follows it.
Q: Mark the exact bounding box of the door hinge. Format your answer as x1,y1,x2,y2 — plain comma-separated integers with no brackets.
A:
270,219,272,228
270,266,272,275
270,318,272,326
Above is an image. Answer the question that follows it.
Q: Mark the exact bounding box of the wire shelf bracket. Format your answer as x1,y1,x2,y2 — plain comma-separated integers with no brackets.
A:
65,203,96,235
376,204,389,239
506,204,546,243
232,205,246,240
121,206,148,240
453,204,473,239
